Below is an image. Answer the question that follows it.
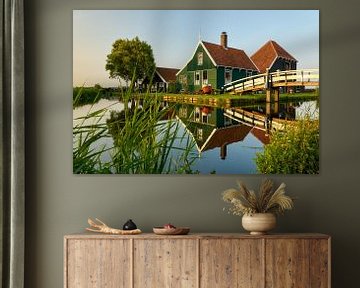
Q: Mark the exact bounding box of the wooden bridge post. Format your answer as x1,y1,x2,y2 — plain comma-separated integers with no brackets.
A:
265,68,270,89
266,95,279,117
266,89,272,103
265,68,272,102
274,88,279,102
266,102,271,115
266,87,279,103
274,101,279,114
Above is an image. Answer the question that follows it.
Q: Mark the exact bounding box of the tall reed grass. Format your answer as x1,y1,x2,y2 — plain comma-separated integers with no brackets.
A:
73,82,197,174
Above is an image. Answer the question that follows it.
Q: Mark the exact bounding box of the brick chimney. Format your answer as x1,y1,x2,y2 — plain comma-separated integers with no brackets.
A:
220,32,228,49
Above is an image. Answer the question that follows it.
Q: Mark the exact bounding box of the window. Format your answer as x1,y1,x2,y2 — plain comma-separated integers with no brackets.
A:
195,71,200,85
285,61,290,70
202,70,208,85
194,107,201,122
197,128,203,141
246,70,252,77
202,114,208,123
197,52,203,65
158,82,165,91
224,116,232,126
225,68,232,84
179,107,188,118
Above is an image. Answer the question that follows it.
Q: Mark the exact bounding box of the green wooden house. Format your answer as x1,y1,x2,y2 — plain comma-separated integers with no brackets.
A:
142,67,179,92
176,32,259,92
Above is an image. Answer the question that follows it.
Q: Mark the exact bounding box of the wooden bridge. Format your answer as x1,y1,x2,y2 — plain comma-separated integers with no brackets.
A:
223,68,319,95
224,107,289,132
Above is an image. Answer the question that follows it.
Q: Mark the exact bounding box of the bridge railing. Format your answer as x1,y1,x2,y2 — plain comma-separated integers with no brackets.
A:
223,68,319,93
270,69,319,86
223,73,267,92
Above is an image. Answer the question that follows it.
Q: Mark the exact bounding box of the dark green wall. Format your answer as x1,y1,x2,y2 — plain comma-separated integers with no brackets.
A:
270,58,297,72
186,44,216,71
208,68,217,89
217,66,225,88
177,43,217,91
25,1,360,288
232,68,250,81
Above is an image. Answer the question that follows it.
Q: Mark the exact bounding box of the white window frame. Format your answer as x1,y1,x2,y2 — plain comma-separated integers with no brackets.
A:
194,107,201,122
197,128,203,141
151,86,157,93
246,70,252,78
197,52,203,65
224,68,232,84
202,70,208,85
285,61,290,70
224,114,233,126
195,71,200,85
202,114,209,124
179,107,188,118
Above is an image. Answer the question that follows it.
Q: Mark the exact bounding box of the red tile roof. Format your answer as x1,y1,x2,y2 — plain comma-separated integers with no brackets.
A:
156,67,179,83
251,127,270,145
202,41,258,71
251,40,297,73
201,125,252,152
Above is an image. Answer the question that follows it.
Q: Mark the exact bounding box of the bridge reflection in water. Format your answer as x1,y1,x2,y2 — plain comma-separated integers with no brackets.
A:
74,97,317,174
171,100,314,162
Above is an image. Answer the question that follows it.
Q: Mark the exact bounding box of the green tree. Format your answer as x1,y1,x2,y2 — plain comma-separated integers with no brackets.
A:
167,81,181,94
94,83,102,90
105,37,156,86
256,117,319,174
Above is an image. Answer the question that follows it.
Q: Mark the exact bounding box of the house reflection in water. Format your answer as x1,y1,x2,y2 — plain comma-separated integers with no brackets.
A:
175,104,270,160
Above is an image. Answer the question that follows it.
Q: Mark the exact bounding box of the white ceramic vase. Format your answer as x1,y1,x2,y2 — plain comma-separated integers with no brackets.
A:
242,213,276,235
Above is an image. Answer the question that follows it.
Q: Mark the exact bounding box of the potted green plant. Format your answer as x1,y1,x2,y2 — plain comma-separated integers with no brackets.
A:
222,179,294,235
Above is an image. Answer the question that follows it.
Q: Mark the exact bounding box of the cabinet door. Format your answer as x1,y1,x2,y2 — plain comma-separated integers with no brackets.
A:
309,239,330,288
134,239,198,288
200,239,264,288
266,239,310,288
66,239,131,288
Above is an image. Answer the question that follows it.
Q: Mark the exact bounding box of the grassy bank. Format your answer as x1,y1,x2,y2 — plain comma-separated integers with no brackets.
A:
74,86,318,108
73,86,120,107
154,91,319,108
160,91,318,100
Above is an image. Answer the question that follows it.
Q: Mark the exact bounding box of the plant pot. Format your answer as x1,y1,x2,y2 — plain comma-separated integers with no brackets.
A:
201,85,212,94
242,213,276,235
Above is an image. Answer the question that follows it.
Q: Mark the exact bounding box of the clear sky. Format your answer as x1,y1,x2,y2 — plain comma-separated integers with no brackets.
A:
73,10,319,87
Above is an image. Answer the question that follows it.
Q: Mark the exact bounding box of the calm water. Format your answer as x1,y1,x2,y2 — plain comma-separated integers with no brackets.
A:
73,98,319,174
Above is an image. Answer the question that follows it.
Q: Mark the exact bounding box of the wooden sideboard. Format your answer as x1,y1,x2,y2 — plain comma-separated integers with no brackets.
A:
64,233,330,288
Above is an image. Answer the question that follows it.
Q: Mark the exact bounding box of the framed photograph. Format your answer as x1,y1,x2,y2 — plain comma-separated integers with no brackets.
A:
73,10,319,175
